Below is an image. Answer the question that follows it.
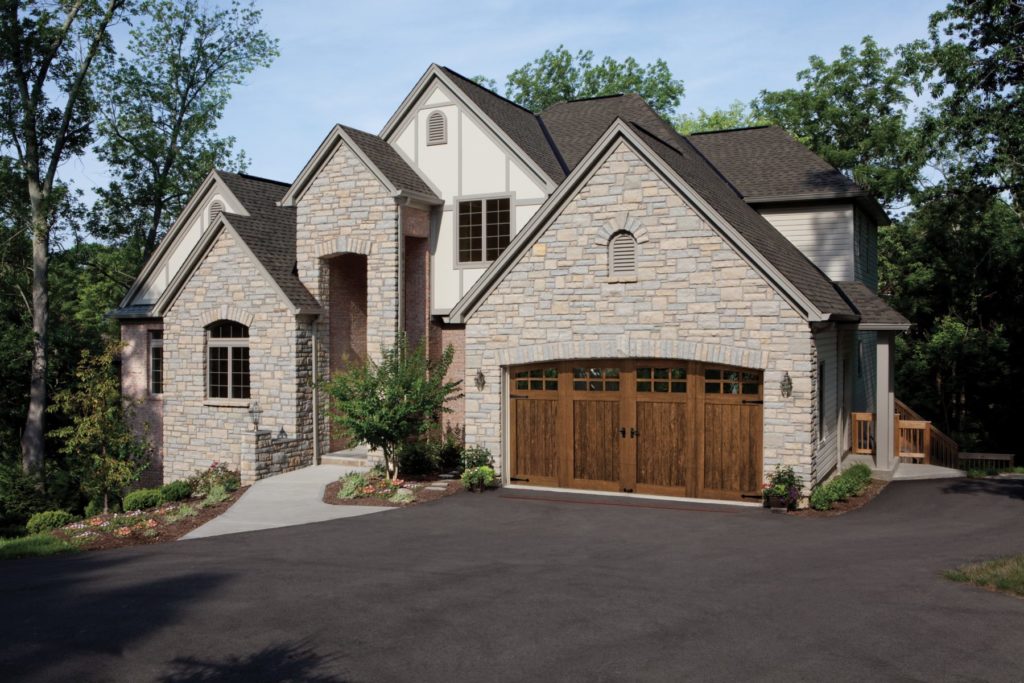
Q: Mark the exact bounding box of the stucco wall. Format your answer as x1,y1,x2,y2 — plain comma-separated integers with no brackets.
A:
162,228,312,484
464,142,818,485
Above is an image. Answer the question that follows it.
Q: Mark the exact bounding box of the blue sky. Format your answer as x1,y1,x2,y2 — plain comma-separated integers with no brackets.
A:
68,0,942,192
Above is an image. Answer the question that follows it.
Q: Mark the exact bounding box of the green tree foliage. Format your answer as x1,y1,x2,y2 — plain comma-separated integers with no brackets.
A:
501,46,684,116
674,101,768,135
91,0,278,263
0,0,129,473
326,337,462,482
753,37,928,210
48,343,150,514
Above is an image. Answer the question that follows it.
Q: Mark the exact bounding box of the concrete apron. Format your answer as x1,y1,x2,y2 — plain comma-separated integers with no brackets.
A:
182,464,393,540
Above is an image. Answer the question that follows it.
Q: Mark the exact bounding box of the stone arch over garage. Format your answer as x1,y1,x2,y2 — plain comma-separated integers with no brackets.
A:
490,338,768,370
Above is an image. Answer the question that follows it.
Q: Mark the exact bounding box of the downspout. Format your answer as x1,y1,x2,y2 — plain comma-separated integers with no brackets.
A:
311,318,320,464
396,202,405,342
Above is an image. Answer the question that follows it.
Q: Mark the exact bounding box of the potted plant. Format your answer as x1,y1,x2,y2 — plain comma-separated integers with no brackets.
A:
763,465,804,511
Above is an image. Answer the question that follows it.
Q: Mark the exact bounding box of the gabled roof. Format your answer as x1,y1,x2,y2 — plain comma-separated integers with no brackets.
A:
281,124,440,206
439,67,567,183
835,281,910,331
449,119,857,324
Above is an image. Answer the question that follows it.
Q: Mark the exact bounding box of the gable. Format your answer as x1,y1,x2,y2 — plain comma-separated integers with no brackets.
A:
120,172,247,311
469,141,808,334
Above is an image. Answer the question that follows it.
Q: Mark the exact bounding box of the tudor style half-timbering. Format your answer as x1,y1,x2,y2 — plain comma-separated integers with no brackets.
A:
115,63,920,499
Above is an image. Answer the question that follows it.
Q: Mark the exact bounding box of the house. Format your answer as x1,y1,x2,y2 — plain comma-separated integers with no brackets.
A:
114,64,915,502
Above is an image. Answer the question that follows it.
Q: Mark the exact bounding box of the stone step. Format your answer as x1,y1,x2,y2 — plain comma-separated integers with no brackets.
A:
320,455,371,468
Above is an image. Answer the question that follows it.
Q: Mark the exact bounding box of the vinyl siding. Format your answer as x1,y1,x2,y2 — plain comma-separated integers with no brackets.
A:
853,206,878,290
759,205,855,282
813,328,840,483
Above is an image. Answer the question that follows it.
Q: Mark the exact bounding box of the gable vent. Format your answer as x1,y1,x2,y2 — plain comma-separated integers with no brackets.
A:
208,200,224,224
426,111,447,146
609,231,638,278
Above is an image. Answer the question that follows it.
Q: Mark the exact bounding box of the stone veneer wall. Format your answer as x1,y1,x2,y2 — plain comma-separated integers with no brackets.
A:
464,142,819,485
163,228,313,484
120,321,164,488
295,139,399,456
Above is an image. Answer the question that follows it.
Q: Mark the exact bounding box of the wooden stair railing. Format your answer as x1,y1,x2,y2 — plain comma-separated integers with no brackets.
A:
850,400,961,468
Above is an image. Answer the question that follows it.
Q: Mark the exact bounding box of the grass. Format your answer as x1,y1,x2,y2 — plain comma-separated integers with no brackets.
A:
967,466,1024,478
946,555,1024,597
0,533,78,560
161,504,197,524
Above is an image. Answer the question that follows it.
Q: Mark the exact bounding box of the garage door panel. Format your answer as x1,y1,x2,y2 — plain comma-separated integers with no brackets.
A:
573,400,620,484
510,398,559,483
636,401,689,490
703,402,761,498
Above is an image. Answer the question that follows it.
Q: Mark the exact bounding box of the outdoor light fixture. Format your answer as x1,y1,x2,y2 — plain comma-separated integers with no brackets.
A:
247,400,262,431
780,372,793,398
475,368,486,390
277,426,287,440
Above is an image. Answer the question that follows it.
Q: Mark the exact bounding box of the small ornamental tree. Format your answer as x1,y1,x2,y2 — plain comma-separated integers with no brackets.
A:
326,336,462,482
49,343,151,514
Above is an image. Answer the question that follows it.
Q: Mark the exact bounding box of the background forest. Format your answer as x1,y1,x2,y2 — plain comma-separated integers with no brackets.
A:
0,0,1019,528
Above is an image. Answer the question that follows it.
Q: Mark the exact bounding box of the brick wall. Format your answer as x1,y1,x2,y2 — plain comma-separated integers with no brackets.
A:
429,321,465,432
464,142,818,484
120,321,164,487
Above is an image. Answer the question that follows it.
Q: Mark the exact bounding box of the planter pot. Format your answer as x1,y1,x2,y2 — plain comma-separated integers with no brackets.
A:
766,494,789,510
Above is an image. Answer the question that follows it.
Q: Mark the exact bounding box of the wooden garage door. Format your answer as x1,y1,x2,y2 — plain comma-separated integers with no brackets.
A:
509,360,762,501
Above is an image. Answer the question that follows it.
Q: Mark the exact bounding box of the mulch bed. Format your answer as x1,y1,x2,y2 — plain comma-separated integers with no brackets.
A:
323,479,463,507
788,479,888,517
50,487,247,552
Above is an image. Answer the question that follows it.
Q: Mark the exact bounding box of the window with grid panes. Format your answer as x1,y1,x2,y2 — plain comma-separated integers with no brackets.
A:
207,321,250,399
458,197,510,264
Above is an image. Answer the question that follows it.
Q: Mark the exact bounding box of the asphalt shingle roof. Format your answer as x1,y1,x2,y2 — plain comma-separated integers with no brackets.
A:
217,172,319,311
688,126,862,199
340,125,438,199
442,67,567,183
835,281,910,329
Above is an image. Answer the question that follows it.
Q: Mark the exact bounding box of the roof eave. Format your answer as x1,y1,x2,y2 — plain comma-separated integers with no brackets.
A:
745,191,889,226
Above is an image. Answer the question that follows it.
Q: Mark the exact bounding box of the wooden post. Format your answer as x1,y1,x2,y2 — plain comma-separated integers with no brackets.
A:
923,422,932,465
875,332,896,472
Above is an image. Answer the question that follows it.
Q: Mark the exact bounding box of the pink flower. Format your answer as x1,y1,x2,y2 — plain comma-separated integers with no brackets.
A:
114,527,132,537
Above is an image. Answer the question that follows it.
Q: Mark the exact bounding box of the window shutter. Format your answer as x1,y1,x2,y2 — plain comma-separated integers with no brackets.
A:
427,111,447,146
609,232,637,277
209,200,224,224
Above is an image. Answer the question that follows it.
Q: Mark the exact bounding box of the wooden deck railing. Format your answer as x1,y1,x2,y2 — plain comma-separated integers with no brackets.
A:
850,401,961,468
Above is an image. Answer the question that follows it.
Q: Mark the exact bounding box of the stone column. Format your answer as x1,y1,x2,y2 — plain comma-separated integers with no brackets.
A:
875,331,896,472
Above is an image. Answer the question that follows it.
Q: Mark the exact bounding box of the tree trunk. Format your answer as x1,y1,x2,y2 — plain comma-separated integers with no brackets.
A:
20,187,49,475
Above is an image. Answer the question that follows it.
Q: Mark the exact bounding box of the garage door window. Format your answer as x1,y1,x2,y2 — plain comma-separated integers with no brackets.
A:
514,367,558,391
637,367,686,393
572,367,620,391
705,368,760,395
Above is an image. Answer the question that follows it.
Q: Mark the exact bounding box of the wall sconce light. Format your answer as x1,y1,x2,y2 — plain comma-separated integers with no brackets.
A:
474,368,486,391
247,401,262,431
276,426,287,440
780,372,793,398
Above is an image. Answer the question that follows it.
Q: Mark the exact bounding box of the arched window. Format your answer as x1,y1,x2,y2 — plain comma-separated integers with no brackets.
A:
207,321,249,399
208,200,224,224
427,111,447,146
608,231,638,279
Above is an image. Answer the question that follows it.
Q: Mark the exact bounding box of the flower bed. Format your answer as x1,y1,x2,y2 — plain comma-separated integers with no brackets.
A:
323,471,461,507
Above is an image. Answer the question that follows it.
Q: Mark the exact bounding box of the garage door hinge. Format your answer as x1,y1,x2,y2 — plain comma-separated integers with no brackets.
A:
742,400,764,405
509,476,530,482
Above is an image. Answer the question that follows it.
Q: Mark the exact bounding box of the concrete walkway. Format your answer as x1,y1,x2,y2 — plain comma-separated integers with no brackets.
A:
182,464,393,539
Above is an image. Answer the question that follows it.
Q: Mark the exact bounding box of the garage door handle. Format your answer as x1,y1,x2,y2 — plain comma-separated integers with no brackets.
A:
618,428,626,438
630,428,639,438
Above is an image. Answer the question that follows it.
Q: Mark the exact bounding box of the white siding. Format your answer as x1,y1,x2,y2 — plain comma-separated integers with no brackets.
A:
387,80,551,312
759,205,855,281
813,328,840,483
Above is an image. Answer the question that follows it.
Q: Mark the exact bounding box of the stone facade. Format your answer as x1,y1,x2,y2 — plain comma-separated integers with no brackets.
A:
162,228,314,484
120,320,164,488
464,142,819,485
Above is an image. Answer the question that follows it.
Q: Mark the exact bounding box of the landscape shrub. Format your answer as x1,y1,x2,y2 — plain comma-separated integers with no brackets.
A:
396,440,438,477
810,464,875,511
26,510,75,534
202,484,229,507
0,462,50,529
338,472,368,499
461,446,493,471
160,480,192,502
431,424,465,472
461,465,497,491
188,462,240,497
123,488,163,511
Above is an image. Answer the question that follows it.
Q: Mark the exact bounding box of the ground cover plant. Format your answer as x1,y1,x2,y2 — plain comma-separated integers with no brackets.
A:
946,555,1024,598
810,463,874,510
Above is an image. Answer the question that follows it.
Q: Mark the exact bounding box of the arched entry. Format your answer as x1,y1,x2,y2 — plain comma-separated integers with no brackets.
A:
326,253,367,451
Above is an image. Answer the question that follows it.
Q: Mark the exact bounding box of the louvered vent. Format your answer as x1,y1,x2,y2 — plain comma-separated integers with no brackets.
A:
208,200,224,224
426,111,447,146
609,231,638,278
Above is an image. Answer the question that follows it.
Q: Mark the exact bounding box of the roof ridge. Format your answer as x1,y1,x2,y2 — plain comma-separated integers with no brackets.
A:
688,125,773,136
218,169,291,188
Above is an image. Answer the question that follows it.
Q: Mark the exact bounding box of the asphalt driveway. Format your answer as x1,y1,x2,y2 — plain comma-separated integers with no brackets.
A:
1,477,1022,682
